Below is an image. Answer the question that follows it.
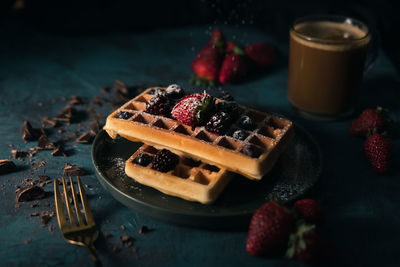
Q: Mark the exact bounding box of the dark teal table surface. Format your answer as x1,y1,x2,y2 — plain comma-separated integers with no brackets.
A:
0,25,399,266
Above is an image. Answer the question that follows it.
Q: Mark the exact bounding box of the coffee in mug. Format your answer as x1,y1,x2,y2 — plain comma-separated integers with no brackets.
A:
288,15,371,120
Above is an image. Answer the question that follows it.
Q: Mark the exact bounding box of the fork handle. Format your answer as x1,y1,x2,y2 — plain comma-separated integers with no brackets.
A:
86,244,102,266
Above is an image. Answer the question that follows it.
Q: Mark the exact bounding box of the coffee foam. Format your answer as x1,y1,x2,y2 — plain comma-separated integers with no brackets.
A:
291,21,370,51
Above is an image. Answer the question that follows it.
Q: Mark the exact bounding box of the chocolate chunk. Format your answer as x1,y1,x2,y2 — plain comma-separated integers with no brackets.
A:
113,80,130,101
63,163,85,176
51,145,67,157
92,96,104,106
103,231,112,238
54,105,77,124
139,225,151,234
69,95,83,105
37,133,55,150
21,121,41,141
38,175,50,181
41,117,59,128
101,86,110,94
16,186,46,202
89,120,102,134
0,159,17,175
75,131,94,144
11,149,28,159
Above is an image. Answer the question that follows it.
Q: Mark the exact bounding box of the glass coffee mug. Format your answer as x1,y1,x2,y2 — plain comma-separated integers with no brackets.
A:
287,15,373,120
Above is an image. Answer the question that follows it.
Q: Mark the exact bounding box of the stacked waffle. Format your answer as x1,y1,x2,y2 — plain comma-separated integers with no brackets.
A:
104,84,294,204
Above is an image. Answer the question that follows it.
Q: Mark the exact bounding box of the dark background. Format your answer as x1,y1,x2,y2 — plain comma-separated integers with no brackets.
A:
1,0,400,71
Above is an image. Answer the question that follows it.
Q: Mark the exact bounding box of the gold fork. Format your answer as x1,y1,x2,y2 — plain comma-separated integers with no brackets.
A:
54,176,101,265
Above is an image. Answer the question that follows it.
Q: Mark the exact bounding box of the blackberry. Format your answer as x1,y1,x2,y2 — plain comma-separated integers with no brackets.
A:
145,95,171,115
165,84,184,99
216,101,239,119
241,144,262,158
149,88,165,96
205,111,232,135
117,111,132,120
219,90,234,101
151,149,179,172
232,129,248,141
238,115,256,130
134,153,153,166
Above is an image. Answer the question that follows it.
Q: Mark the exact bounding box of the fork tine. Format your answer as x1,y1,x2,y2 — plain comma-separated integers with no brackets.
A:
54,178,68,230
69,176,86,226
76,176,95,225
61,177,77,227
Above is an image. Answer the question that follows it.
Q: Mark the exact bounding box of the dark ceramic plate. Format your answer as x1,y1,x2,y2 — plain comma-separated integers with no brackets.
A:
92,125,322,229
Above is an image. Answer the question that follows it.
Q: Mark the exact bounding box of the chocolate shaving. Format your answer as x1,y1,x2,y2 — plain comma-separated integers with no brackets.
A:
51,145,67,157
0,160,17,175
41,117,59,128
75,131,94,144
48,225,55,232
30,212,40,217
23,239,32,245
21,121,41,141
89,120,102,134
120,225,126,231
120,235,134,248
40,211,55,225
63,163,85,176
11,149,29,159
69,95,83,105
16,186,46,202
37,133,55,150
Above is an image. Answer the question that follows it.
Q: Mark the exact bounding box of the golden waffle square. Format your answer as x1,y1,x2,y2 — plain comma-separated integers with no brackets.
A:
105,88,294,180
125,144,233,204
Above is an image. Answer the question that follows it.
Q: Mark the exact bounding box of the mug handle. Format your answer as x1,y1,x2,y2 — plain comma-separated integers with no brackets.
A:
364,31,379,73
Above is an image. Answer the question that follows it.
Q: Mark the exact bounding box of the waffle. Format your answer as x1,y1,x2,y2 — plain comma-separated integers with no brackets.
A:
125,144,233,204
105,88,294,180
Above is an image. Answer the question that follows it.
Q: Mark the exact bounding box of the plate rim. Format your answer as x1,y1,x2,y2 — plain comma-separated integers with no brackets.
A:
91,122,323,220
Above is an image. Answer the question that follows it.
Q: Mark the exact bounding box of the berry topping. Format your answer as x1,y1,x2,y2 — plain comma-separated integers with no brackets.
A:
117,111,132,120
151,149,179,173
134,153,153,167
241,144,262,158
216,101,239,119
165,84,184,99
149,88,165,96
232,129,248,141
171,93,215,126
205,111,232,135
239,115,256,130
145,94,171,115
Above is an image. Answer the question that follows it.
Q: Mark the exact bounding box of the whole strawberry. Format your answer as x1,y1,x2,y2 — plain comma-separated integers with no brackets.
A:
191,29,225,86
364,133,392,174
293,199,324,226
246,202,295,257
350,106,389,137
219,43,249,84
286,224,335,264
245,42,276,69
171,93,215,126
